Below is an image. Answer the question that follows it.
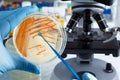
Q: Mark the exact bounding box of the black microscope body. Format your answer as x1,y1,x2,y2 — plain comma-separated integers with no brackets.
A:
62,0,119,62
50,1,120,79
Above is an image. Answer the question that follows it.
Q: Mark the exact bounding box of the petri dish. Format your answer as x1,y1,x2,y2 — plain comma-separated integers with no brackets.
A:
13,12,67,65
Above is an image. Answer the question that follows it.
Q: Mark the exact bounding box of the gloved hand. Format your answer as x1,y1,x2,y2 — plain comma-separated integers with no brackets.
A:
0,6,40,74
82,72,98,80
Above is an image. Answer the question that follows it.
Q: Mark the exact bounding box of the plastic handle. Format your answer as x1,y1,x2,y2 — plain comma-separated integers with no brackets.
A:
38,32,81,80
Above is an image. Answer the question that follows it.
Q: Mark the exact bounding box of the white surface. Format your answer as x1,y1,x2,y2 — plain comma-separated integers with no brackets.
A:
0,54,120,80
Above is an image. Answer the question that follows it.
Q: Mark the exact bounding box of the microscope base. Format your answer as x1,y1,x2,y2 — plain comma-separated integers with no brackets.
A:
50,58,118,80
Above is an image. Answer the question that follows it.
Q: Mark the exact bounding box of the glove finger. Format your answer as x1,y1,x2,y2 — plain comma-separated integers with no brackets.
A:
6,6,38,32
82,72,97,80
0,41,16,74
0,37,40,74
0,6,38,39
15,56,40,74
0,11,13,20
0,21,11,39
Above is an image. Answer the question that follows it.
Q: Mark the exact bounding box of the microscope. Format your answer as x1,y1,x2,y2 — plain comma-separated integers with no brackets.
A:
51,0,120,80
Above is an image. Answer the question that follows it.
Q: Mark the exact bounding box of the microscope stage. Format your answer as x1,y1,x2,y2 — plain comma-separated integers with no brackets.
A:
63,28,120,57
64,39,119,57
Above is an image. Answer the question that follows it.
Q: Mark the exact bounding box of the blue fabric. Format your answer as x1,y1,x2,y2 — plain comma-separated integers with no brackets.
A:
0,6,40,75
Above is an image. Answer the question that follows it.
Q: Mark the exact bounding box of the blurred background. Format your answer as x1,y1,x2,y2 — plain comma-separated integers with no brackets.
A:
0,0,73,28
0,0,120,27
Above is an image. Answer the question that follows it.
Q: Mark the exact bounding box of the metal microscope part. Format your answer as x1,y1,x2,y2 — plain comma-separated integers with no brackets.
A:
72,0,114,6
51,58,118,80
103,31,117,43
77,53,94,63
104,63,113,73
94,0,114,6
63,27,120,57
93,13,108,31
103,27,120,43
83,9,92,35
72,0,105,13
66,12,82,33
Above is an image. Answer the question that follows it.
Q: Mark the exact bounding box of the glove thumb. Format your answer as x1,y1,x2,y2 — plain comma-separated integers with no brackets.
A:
82,72,97,80
14,56,40,74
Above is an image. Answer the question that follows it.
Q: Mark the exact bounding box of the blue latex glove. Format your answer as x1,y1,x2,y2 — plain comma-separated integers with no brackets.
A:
82,72,98,80
0,6,40,74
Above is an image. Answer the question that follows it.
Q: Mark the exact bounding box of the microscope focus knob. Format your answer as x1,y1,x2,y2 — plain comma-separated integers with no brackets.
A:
104,63,113,73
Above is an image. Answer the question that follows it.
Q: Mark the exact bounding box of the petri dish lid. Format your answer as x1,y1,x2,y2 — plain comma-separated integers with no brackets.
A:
13,12,67,64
